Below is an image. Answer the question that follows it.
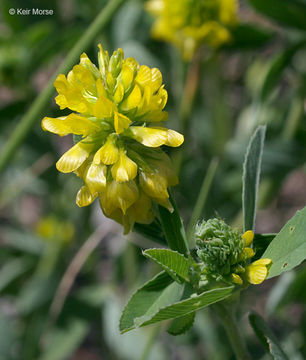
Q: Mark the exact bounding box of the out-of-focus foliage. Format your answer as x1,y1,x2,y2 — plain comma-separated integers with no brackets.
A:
0,0,305,359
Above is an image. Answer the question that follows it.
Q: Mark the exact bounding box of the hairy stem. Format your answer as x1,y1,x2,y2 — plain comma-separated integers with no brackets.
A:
213,302,251,360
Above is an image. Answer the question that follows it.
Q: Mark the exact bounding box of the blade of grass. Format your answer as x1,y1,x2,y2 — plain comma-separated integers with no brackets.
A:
186,157,219,244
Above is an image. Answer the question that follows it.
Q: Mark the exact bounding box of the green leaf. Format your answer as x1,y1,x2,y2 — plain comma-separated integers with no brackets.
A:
167,312,196,336
242,125,266,232
134,219,166,245
249,312,289,359
260,41,306,101
226,24,274,50
253,233,276,260
0,257,33,291
40,318,90,360
121,284,234,333
248,0,306,31
158,194,189,255
262,206,306,278
143,249,190,283
135,286,234,329
2,227,44,254
119,271,179,333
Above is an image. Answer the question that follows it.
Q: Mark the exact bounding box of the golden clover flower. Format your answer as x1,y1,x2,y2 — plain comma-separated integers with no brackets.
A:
146,0,238,60
42,45,183,233
195,220,272,286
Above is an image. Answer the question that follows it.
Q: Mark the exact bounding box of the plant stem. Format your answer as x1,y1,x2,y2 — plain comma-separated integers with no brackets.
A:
158,193,189,255
0,0,124,174
138,324,161,360
213,302,251,360
174,51,202,174
186,157,219,244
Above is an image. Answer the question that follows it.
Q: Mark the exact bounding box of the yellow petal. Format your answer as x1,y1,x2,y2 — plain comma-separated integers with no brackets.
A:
153,196,174,212
150,68,162,93
56,141,93,173
114,112,131,134
231,273,243,285
119,64,135,90
71,64,95,89
242,247,255,260
54,74,68,94
106,72,116,91
111,149,137,182
103,180,139,215
130,192,154,224
166,129,184,147
93,135,119,165
128,126,168,147
252,258,272,266
137,85,152,114
96,78,107,98
97,44,109,77
93,95,117,118
80,53,100,78
76,186,97,207
139,171,169,199
55,87,89,113
85,163,107,193
120,84,142,111
135,65,151,88
152,159,178,187
55,94,68,110
144,110,168,122
155,86,168,110
246,264,268,285
242,230,254,246
42,116,69,135
124,57,139,74
42,114,99,137
113,83,124,103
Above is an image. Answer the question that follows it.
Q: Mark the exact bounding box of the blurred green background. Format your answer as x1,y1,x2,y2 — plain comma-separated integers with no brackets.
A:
0,0,305,359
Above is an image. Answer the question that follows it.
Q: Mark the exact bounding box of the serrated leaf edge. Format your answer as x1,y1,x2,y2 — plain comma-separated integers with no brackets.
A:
124,286,234,333
119,271,173,333
143,248,189,283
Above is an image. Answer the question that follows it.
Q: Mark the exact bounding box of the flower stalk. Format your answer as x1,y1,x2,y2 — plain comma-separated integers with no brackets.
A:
213,301,251,360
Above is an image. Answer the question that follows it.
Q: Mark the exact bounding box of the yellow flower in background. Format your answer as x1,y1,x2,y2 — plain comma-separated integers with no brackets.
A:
42,45,183,233
146,0,238,60
36,216,74,244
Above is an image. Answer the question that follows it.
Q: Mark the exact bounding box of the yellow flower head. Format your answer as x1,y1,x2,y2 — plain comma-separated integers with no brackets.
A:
195,220,272,286
146,0,238,60
42,45,183,233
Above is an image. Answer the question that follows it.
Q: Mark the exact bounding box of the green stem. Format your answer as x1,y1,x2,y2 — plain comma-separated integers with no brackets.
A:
174,52,202,174
138,324,161,360
0,0,124,174
186,157,219,244
213,302,251,360
281,96,303,141
158,193,189,255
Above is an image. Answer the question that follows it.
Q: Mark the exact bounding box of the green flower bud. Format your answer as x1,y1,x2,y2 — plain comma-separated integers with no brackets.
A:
108,48,123,77
195,218,244,278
